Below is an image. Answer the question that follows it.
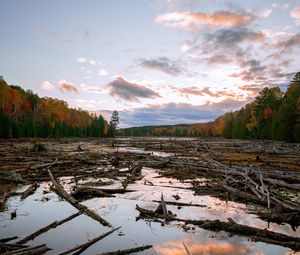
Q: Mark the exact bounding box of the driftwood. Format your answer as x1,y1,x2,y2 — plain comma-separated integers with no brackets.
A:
20,183,38,200
2,244,49,255
71,187,114,199
16,212,81,244
56,227,120,255
97,245,153,255
152,200,206,208
177,217,300,251
0,243,28,253
0,237,18,243
47,167,111,227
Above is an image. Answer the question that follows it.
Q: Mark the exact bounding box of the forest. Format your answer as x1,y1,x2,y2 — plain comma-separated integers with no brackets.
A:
0,76,118,138
121,72,300,142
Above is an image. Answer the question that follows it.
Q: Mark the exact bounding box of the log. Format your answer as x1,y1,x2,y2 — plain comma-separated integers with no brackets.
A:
71,187,114,199
20,183,38,200
97,245,153,255
176,217,300,251
2,244,48,255
56,227,121,255
0,236,18,243
47,167,111,227
16,212,81,244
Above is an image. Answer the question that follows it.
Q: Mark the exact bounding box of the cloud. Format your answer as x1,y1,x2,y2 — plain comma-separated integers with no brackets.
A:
119,100,246,127
291,6,300,26
58,79,78,93
106,76,160,102
205,28,265,46
77,57,97,65
179,86,236,98
89,59,96,65
80,84,103,93
275,34,300,53
155,11,254,32
77,57,86,63
139,57,184,76
98,69,108,76
259,8,272,18
41,81,54,90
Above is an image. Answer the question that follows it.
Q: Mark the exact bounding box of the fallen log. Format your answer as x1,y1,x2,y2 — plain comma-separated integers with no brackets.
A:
0,237,18,243
152,200,207,208
71,187,114,199
16,212,81,244
56,227,120,255
2,244,49,255
177,217,300,251
47,167,111,227
20,183,38,200
97,245,153,255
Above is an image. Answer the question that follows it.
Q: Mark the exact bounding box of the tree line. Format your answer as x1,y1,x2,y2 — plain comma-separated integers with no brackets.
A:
0,76,119,138
120,72,300,142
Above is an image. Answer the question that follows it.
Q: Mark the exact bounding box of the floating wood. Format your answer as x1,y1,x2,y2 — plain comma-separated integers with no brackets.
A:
97,244,153,255
16,212,81,244
56,227,121,255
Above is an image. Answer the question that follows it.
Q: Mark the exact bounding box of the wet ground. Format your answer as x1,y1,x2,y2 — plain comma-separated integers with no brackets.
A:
0,138,299,254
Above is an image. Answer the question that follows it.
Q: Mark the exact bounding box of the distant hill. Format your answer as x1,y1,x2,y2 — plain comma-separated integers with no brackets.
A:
0,76,111,138
120,72,300,142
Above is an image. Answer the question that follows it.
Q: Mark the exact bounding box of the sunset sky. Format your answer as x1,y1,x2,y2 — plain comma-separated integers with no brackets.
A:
1,0,300,127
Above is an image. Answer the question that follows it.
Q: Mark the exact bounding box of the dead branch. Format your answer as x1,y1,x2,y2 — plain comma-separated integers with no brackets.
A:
56,227,121,255
97,245,153,255
16,212,81,244
47,167,111,227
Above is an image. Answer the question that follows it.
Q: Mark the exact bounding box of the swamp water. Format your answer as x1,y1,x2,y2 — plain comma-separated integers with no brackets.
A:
0,166,299,255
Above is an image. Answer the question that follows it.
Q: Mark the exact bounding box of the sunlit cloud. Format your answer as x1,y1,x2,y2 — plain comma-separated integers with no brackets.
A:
58,79,78,93
106,76,160,102
41,81,54,90
155,11,254,32
291,6,300,26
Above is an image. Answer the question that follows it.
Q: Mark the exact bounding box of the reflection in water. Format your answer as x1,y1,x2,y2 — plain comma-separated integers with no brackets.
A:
0,166,299,255
155,239,252,255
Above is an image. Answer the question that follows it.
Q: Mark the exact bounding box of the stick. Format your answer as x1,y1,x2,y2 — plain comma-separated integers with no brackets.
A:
2,244,48,255
16,212,81,244
97,245,153,255
160,193,168,218
47,167,111,227
0,237,18,243
56,227,120,255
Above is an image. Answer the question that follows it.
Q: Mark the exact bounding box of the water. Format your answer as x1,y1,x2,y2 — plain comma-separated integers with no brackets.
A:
0,167,299,254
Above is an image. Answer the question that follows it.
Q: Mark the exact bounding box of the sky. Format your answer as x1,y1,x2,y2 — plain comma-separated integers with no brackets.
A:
1,0,300,127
